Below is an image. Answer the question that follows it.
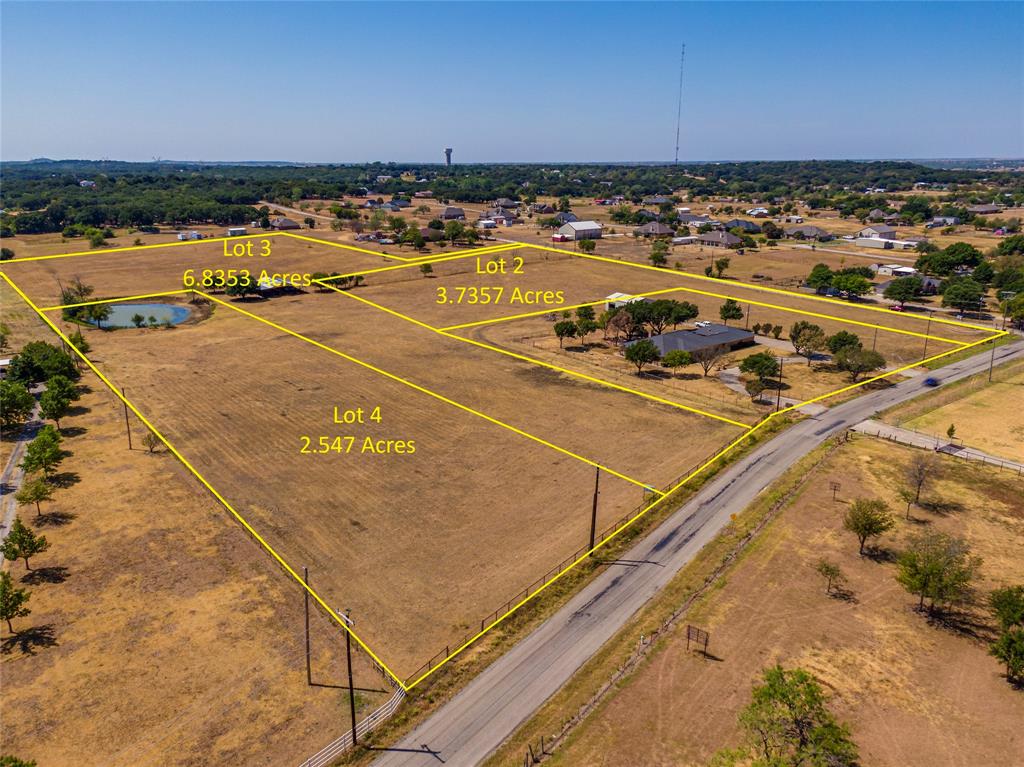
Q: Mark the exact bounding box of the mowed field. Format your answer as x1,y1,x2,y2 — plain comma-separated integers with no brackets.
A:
76,304,695,678
883,358,1024,463
0,299,392,767
532,438,1024,767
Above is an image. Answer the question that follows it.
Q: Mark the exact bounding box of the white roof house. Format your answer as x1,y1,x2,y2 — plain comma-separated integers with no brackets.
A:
558,220,602,240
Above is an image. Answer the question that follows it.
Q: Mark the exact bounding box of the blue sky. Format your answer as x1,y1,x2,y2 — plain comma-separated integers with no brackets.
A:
2,1,1021,162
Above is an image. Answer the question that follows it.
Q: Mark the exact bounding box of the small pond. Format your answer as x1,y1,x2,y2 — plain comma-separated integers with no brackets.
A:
89,302,191,328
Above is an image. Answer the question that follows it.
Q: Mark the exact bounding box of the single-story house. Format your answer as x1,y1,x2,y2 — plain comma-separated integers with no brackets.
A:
724,219,761,234
626,323,755,357
642,195,672,206
784,225,833,241
678,213,711,225
926,216,960,228
634,222,674,237
439,206,465,220
698,230,741,248
856,224,897,239
419,227,446,242
605,292,648,310
967,204,1001,215
867,208,888,221
634,209,658,221
552,211,578,225
389,198,412,208
872,264,919,277
226,227,247,237
494,197,519,210
531,203,555,214
380,202,403,212
362,199,381,209
269,217,301,230
558,220,602,240
746,207,770,218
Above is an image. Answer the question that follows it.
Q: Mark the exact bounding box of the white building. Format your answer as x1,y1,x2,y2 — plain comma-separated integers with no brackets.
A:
558,220,602,240
226,227,247,237
605,292,645,310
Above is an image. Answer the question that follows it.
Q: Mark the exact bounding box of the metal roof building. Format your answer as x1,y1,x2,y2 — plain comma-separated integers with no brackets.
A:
626,323,755,356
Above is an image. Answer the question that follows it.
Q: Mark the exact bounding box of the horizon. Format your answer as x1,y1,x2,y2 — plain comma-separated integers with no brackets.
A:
2,1,1021,163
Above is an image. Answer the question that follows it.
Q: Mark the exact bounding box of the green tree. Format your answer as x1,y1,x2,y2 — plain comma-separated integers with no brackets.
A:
0,322,10,351
713,256,731,278
988,585,1024,631
0,247,16,261
20,426,63,478
669,301,699,328
142,431,161,453
883,276,923,307
713,665,858,767
835,347,886,382
649,239,669,267
304,216,316,229
815,558,845,595
419,263,434,278
6,342,78,385
745,378,767,401
806,263,834,290
941,278,984,312
577,238,596,254
576,305,596,323
843,498,894,555
85,303,112,328
661,349,692,375
14,477,53,518
0,570,31,633
624,339,661,374
0,380,35,431
38,388,70,429
896,532,981,615
831,273,872,297
67,330,90,356
45,375,80,404
553,320,577,348
739,351,780,382
827,331,861,355
789,321,827,366
131,313,145,328
719,298,744,325
990,627,1024,683
1,517,49,571
444,220,465,243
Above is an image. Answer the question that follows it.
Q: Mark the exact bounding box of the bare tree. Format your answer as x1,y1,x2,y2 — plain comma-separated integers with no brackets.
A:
907,454,937,504
693,345,727,377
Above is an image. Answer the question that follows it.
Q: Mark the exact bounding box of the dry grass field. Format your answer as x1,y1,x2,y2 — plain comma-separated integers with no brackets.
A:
0,306,392,767
71,303,681,679
528,438,1024,767
883,358,1024,463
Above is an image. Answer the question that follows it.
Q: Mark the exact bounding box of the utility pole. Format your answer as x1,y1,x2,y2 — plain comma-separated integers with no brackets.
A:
588,466,601,555
303,567,311,686
121,387,133,450
775,356,784,412
340,609,357,747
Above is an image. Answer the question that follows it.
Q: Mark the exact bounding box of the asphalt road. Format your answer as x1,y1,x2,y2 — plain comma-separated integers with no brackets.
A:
371,338,1024,767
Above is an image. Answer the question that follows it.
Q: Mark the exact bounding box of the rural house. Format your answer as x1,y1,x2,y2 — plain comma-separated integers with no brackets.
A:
642,195,672,206
678,213,711,225
552,211,579,225
634,221,674,237
440,206,466,220
856,224,897,239
626,323,755,356
494,197,519,210
531,203,555,214
967,204,1001,215
269,217,301,230
697,230,741,248
785,225,833,241
723,219,761,233
558,220,603,240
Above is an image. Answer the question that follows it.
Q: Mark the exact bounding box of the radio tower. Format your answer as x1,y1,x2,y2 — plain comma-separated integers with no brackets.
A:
674,43,686,164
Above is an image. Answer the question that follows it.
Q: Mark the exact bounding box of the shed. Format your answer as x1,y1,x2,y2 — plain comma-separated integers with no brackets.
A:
558,220,602,240
226,227,247,237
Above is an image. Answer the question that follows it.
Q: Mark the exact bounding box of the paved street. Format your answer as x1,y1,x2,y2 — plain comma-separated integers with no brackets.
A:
371,339,1024,767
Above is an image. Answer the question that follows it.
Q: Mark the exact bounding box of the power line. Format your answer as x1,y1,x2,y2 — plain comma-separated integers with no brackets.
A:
674,43,686,164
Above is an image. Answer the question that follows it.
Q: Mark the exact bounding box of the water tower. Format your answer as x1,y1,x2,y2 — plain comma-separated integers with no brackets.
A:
444,147,453,166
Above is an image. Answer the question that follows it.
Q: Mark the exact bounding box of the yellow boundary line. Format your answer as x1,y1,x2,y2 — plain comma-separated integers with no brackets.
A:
2,234,1007,690
198,292,659,494
529,243,994,333
0,270,407,690
318,281,751,429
